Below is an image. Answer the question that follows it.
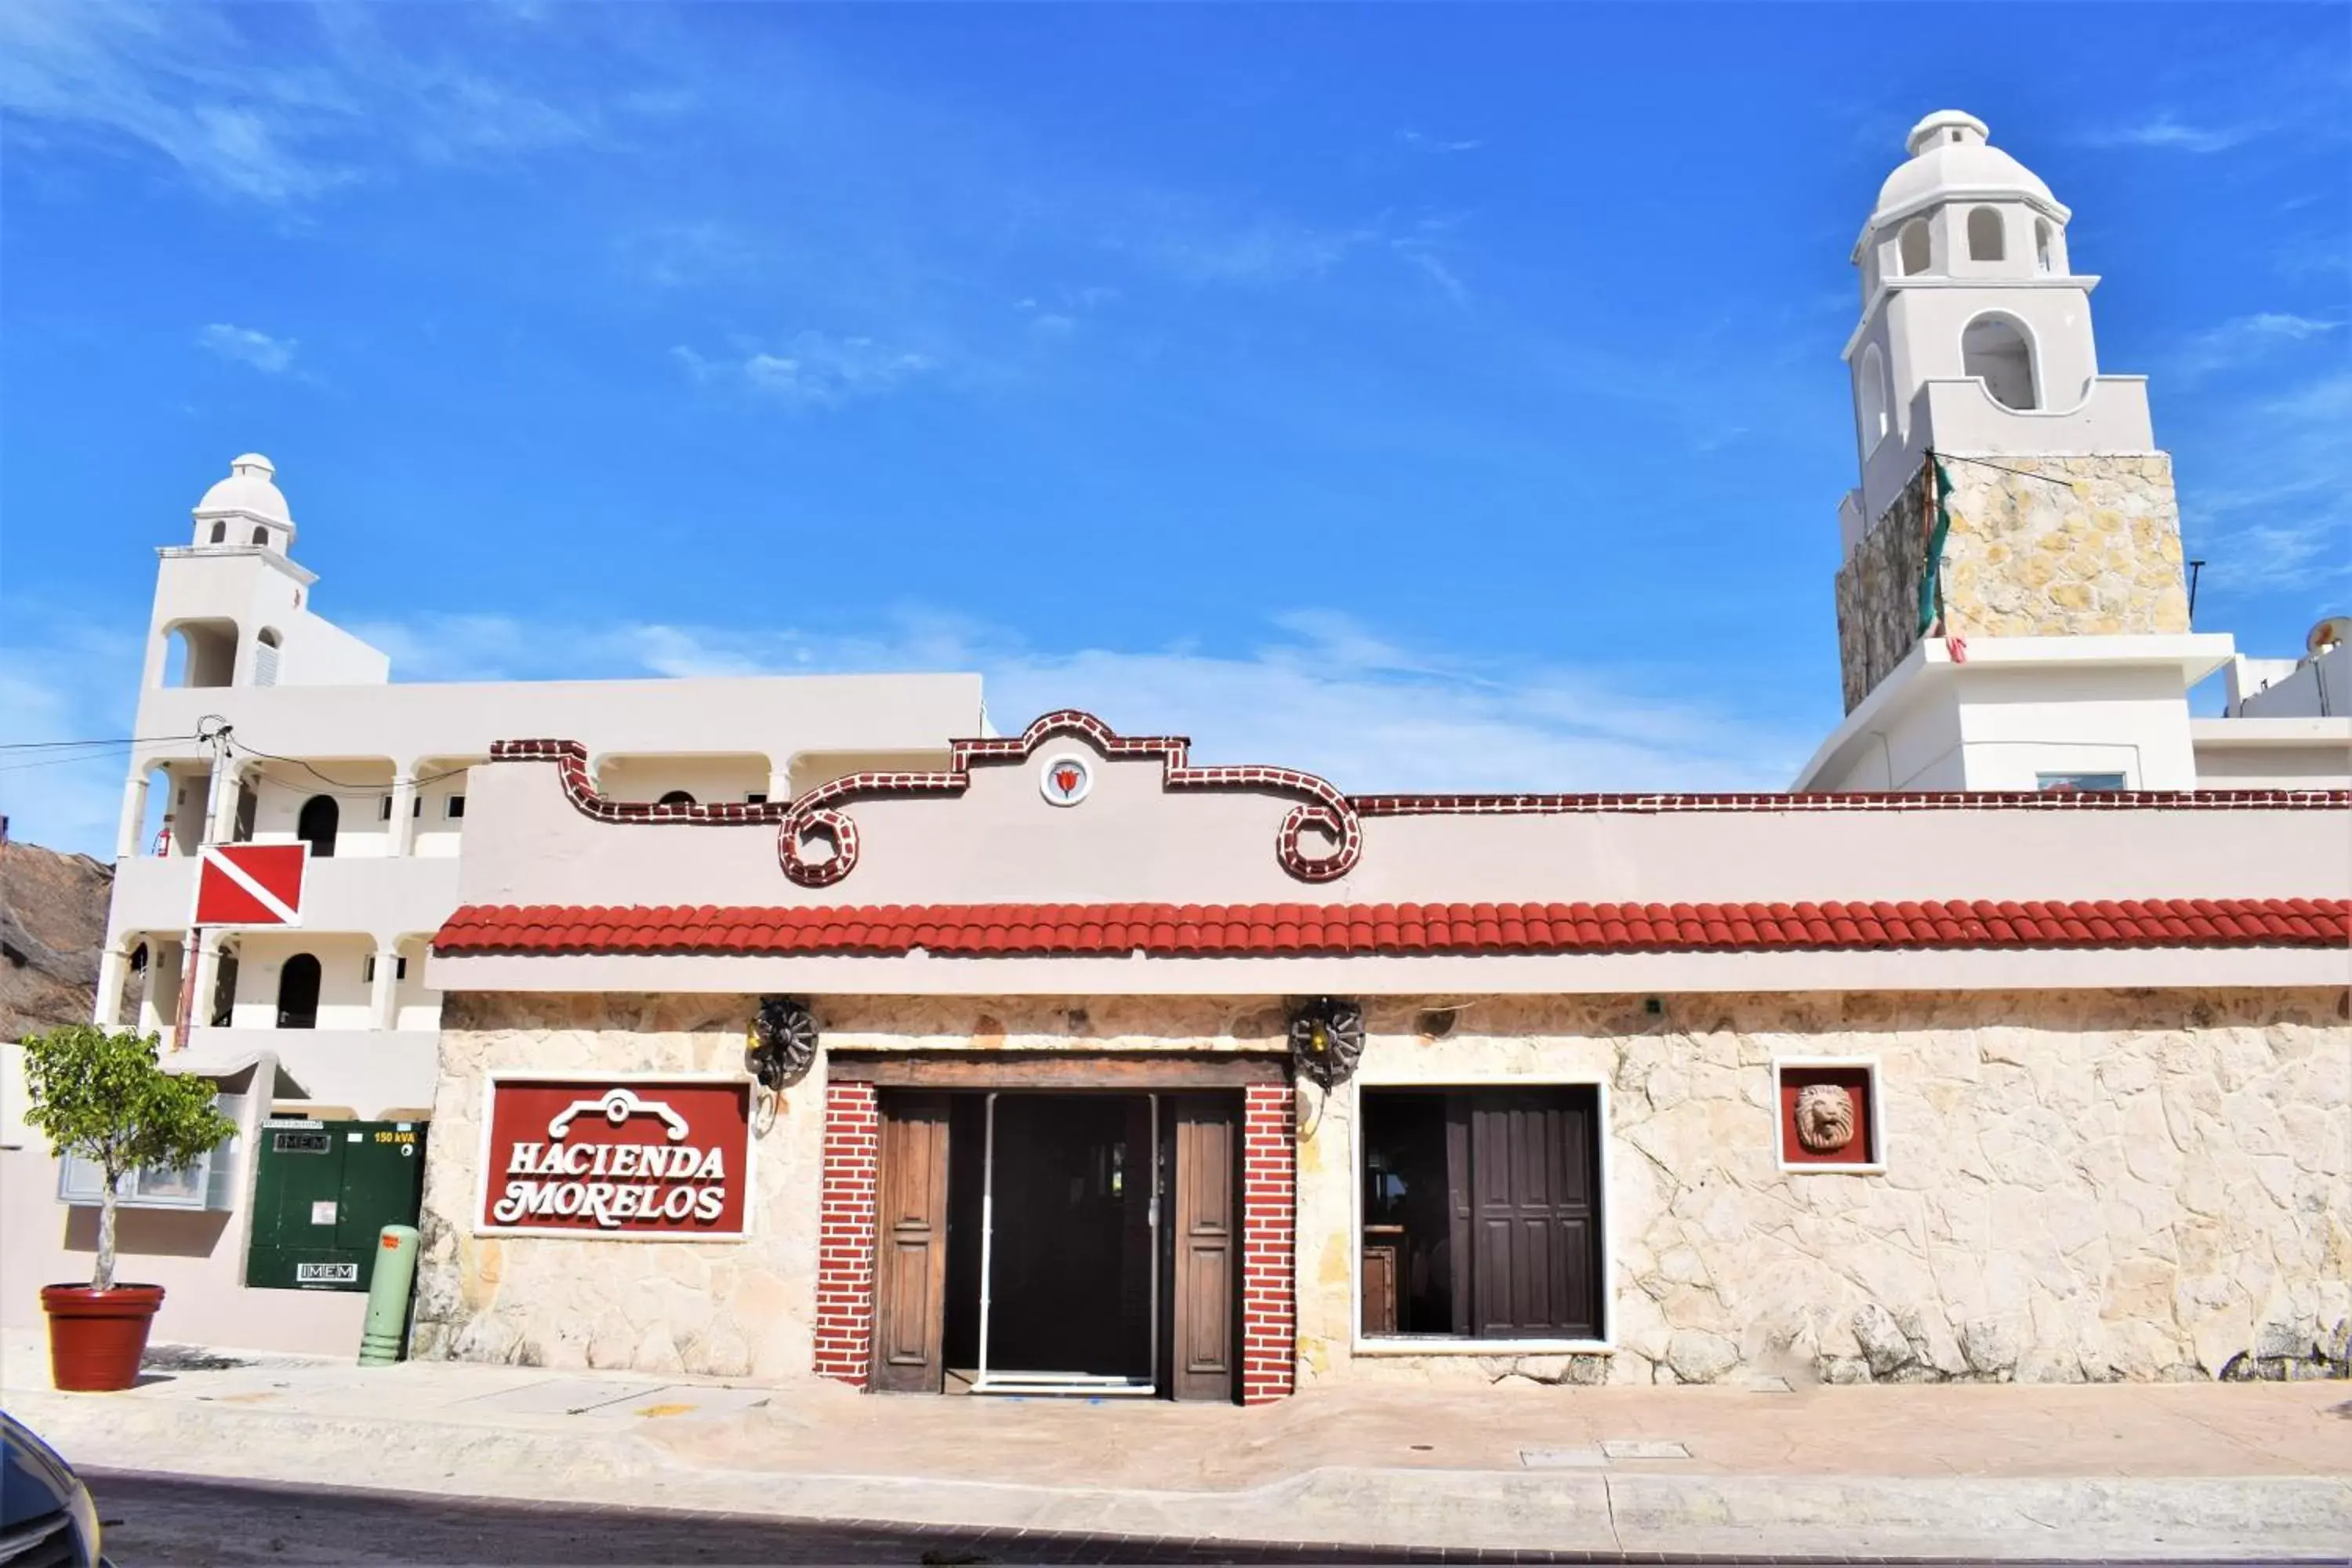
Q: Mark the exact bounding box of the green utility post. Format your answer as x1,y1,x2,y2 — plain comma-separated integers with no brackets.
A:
358,1225,419,1367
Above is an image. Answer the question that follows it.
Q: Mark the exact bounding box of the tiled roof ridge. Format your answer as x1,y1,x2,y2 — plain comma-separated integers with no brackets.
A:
433,897,2351,958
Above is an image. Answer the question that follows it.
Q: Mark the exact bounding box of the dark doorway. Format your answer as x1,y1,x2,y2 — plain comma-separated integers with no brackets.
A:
275,953,321,1029
1361,1091,1456,1334
297,795,339,858
983,1094,1153,1380
880,1087,1241,1400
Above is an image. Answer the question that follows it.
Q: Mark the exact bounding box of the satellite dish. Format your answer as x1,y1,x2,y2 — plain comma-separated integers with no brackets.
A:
2308,616,2352,657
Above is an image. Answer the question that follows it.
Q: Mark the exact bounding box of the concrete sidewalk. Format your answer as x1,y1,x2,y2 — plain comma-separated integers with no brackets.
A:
4,1330,2348,1561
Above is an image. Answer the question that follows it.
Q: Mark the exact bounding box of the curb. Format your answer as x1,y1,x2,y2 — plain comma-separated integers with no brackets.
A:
13,1388,2352,1560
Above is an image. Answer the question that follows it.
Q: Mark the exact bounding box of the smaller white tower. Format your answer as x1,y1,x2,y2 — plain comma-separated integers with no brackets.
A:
138,453,387,695
191,453,297,555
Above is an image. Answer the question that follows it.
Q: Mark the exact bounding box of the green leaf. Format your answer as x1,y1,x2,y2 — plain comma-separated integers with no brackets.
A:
19,1024,238,1181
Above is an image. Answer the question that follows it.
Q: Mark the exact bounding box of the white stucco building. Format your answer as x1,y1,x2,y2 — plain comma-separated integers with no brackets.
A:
5,109,2345,1380
93,452,984,1119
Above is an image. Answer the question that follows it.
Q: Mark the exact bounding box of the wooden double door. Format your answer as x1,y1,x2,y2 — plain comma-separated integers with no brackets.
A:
1362,1087,1602,1341
870,1090,1240,1401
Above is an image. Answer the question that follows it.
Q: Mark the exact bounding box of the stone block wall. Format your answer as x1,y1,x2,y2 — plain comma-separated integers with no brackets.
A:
413,986,2347,1394
1835,453,2193,712
411,993,1292,1384
410,991,826,1379
1294,987,2347,1389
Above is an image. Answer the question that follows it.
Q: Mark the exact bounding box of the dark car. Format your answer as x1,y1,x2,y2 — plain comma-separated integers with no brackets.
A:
0,1412,103,1568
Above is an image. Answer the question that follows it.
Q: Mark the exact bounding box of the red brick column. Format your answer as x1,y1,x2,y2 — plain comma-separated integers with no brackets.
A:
1240,1082,1298,1404
813,1080,879,1387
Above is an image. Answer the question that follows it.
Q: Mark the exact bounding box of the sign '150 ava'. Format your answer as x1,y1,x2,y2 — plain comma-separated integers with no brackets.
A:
474,1076,753,1239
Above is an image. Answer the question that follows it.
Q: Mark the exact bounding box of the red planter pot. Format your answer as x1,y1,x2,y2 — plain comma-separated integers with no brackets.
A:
40,1283,165,1392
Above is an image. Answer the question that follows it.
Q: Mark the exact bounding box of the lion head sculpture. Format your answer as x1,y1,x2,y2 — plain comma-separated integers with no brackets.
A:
1792,1083,1857,1155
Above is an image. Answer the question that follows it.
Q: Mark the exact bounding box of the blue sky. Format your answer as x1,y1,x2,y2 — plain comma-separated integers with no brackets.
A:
3,2,2346,853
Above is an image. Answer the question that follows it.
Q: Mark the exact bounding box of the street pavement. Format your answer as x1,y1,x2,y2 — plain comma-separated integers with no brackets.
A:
7,1330,2348,1563
78,1470,2345,1568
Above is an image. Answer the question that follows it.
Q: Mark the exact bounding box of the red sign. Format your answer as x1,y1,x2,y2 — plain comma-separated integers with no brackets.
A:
193,843,307,927
477,1077,753,1238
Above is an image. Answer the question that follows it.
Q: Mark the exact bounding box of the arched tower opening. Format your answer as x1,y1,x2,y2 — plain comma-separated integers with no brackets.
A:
1856,343,1889,452
1896,219,1931,276
1966,206,2006,262
1962,314,2038,410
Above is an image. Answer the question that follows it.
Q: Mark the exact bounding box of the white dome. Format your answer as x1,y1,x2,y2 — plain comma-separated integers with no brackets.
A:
194,452,292,528
1871,112,2061,230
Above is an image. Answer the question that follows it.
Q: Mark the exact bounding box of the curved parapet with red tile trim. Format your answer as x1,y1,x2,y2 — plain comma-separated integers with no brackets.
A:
495,711,1367,889
485,726,2350,895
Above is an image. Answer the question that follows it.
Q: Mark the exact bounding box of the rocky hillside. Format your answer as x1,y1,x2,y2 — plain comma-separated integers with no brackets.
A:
1,837,111,1040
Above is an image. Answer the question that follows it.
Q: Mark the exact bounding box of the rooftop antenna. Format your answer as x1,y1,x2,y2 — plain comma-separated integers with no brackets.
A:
2187,559,2207,623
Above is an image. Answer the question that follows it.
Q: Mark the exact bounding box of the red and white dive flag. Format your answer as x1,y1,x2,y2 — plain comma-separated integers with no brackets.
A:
192,843,307,927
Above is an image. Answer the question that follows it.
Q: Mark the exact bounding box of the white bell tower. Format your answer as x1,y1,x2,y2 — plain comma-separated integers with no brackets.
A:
1830,111,2193,715
1801,112,2222,793
1842,111,2135,536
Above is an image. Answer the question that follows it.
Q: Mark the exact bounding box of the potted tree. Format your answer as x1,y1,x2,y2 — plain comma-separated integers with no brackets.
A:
20,1025,238,1392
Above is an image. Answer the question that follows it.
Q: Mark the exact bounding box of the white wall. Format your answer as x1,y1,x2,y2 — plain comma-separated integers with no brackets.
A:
1950,663,2199,789
2234,644,2348,720
226,931,377,1030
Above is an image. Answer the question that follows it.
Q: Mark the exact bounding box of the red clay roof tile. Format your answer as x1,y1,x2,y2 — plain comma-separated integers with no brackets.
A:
430,898,2348,958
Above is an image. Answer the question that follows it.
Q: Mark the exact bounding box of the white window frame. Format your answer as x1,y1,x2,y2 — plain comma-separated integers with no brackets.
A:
1773,1056,1886,1174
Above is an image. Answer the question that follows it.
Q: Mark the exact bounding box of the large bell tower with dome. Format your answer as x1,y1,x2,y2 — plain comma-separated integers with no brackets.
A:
1831,111,2194,717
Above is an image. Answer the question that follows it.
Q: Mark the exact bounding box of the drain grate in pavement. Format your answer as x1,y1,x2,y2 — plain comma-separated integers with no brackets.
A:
1517,1446,1608,1468
1600,1438,1692,1459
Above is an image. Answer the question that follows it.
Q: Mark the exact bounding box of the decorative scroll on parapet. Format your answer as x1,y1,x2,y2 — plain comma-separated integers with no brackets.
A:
774,710,1365,889
488,716,1363,888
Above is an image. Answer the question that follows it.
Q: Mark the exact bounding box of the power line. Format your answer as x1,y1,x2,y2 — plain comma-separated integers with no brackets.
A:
224,738,474,796
1931,451,2081,488
0,733,202,753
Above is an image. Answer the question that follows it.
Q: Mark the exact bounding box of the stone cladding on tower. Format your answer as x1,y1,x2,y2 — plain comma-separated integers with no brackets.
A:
1835,454,2192,712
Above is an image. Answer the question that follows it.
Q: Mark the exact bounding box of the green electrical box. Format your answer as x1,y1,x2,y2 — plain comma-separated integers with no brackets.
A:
245,1118,429,1292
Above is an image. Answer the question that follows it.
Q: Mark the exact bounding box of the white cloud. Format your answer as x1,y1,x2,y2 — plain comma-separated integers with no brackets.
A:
2169,312,2341,384
2184,371,2352,597
195,322,298,375
343,606,1809,796
0,611,149,856
1396,129,1482,154
0,0,612,204
2074,114,2265,154
672,332,938,408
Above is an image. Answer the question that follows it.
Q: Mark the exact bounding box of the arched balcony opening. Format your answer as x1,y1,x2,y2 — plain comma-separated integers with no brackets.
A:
165,619,239,689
